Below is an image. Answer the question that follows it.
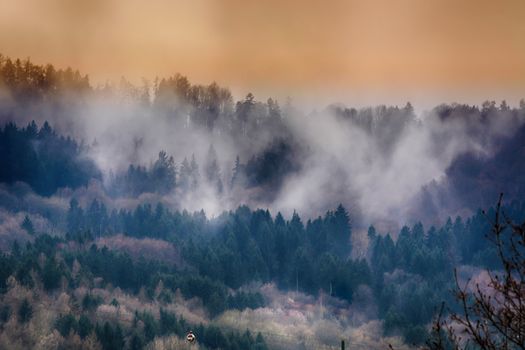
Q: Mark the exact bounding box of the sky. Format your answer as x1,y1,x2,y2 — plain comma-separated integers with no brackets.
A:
1,0,524,107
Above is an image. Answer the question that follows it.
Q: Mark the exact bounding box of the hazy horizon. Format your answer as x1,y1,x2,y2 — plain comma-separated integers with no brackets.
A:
1,0,524,110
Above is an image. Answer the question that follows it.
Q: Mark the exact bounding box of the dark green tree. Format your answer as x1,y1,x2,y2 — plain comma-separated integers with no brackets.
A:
78,314,93,339
21,215,34,235
42,257,62,291
18,298,32,324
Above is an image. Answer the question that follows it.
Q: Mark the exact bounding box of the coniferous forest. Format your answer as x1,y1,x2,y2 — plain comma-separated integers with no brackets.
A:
0,54,525,350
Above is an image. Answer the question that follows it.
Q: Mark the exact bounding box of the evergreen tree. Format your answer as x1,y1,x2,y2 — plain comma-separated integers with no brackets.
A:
151,150,176,193
255,332,269,350
332,204,351,245
190,154,200,189
0,305,11,324
231,155,241,188
367,225,377,240
55,313,77,336
129,334,143,350
11,240,21,258
205,144,222,193
67,198,84,234
21,215,34,235
78,314,93,339
42,257,62,291
18,298,32,323
87,199,108,237
267,98,281,120
179,157,191,191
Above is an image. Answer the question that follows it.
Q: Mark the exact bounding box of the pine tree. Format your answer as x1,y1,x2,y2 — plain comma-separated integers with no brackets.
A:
255,332,268,350
333,204,351,243
21,215,34,235
129,334,143,350
42,257,62,291
152,150,176,193
190,154,200,189
205,144,222,193
18,298,32,323
179,157,191,191
67,198,84,234
230,155,247,190
231,155,241,188
113,324,125,350
78,314,93,339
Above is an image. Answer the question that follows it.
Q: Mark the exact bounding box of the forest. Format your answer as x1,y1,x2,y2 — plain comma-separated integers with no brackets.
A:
1,55,525,349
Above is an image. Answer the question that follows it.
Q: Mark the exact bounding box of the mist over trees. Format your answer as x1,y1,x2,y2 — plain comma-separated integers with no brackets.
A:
1,54,525,349
2,54,525,220
0,121,101,196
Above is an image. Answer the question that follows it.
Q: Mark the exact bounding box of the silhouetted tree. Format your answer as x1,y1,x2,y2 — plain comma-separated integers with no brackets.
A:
21,215,34,235
205,145,223,193
190,154,200,189
426,194,525,350
179,156,191,191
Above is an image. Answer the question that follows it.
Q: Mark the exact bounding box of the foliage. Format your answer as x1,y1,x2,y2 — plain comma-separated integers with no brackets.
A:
426,195,525,350
0,121,101,196
17,298,32,323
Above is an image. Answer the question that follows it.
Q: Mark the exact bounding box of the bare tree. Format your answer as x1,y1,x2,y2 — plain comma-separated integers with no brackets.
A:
427,194,525,349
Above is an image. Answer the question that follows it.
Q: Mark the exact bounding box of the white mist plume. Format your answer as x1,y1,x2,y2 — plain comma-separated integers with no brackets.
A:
273,104,523,228
2,78,523,226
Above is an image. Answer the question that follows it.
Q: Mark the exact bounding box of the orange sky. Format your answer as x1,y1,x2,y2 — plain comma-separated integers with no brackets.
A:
1,0,524,106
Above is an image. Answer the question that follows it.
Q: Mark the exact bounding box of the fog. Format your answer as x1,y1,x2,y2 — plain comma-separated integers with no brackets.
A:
1,76,524,230
275,102,523,229
62,102,525,230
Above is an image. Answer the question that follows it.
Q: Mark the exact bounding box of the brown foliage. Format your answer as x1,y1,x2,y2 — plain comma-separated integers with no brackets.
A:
96,234,180,265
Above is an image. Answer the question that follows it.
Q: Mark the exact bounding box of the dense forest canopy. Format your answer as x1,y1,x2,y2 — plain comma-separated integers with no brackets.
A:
1,54,525,349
